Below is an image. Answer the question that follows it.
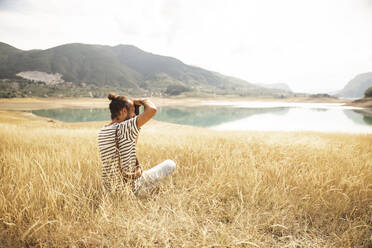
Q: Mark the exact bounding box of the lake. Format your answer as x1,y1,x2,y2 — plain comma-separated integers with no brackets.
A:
28,102,372,133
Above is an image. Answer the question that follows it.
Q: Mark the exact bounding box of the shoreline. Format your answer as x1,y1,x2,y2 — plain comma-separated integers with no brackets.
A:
345,97,372,108
0,97,370,135
1,109,371,136
0,96,352,111
1,108,371,135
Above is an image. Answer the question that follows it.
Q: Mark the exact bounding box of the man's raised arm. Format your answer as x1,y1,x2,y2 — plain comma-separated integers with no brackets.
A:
134,99,157,129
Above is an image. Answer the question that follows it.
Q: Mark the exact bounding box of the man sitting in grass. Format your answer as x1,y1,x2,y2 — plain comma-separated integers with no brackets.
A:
97,93,176,195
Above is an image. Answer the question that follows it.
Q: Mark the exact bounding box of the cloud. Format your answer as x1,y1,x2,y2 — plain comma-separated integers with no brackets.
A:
0,0,371,92
160,0,183,45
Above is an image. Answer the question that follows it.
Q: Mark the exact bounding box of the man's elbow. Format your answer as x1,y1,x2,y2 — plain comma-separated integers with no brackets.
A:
150,107,157,116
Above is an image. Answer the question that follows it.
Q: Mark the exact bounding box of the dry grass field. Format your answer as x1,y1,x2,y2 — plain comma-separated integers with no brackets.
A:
0,109,371,247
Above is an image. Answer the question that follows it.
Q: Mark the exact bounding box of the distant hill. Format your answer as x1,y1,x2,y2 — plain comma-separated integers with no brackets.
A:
337,72,372,98
258,83,292,92
0,42,291,98
0,42,22,78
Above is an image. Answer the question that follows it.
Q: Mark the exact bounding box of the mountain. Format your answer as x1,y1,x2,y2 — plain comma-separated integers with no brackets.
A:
337,72,372,98
0,42,23,78
0,42,291,98
258,83,292,92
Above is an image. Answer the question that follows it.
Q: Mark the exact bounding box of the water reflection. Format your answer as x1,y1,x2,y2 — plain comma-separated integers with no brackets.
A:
28,104,372,133
30,108,111,122
344,109,372,125
154,106,289,127
212,108,372,132
29,106,290,126
312,108,329,112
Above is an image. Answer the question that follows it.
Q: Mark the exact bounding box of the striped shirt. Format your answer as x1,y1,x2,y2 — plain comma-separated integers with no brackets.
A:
97,116,140,191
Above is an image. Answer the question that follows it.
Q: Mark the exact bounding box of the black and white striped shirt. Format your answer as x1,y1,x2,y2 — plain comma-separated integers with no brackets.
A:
97,116,140,191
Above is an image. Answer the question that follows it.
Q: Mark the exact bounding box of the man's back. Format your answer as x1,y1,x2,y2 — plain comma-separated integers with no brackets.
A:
97,116,139,191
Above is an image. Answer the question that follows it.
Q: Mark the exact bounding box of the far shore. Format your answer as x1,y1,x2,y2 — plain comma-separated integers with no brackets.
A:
0,96,353,111
345,97,372,108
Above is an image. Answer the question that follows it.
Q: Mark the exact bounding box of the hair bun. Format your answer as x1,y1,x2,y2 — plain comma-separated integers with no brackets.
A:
108,93,117,101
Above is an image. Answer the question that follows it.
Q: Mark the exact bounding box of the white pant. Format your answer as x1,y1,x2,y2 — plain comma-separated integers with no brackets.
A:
134,159,176,196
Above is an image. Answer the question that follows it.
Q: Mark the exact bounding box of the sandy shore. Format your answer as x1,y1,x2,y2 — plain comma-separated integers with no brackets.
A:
345,97,372,108
0,96,351,111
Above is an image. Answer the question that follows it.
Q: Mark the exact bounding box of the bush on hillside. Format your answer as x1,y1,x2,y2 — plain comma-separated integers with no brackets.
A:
364,87,372,97
165,84,190,96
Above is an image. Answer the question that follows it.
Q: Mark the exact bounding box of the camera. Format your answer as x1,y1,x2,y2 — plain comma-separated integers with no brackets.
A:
134,104,140,116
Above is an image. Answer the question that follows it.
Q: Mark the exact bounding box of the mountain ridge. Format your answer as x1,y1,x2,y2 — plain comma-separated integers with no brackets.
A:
0,41,292,98
337,72,372,98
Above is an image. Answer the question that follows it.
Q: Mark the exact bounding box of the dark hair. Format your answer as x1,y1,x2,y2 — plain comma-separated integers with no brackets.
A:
108,93,130,120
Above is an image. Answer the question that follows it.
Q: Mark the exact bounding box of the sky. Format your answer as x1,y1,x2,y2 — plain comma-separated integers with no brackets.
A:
0,0,372,93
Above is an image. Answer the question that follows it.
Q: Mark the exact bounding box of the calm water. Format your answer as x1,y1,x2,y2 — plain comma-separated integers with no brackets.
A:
29,102,372,133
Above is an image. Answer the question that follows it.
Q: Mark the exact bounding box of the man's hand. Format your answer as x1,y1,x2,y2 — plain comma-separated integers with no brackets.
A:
133,99,148,107
126,167,142,179
133,167,142,179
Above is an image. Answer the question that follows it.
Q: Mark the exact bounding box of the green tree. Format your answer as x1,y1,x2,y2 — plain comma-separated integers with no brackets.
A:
364,87,372,97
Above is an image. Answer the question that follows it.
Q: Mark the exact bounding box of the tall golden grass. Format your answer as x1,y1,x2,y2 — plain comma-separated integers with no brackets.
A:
0,110,371,247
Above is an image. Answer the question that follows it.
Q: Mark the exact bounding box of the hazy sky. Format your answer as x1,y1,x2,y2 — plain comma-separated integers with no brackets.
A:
1,0,372,93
